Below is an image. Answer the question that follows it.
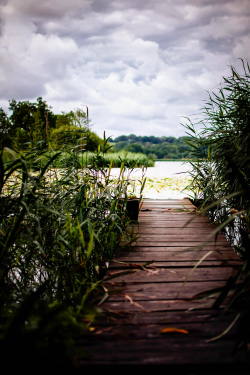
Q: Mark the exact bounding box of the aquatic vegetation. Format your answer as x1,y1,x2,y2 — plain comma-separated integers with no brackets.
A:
183,59,250,346
0,138,144,363
45,150,154,168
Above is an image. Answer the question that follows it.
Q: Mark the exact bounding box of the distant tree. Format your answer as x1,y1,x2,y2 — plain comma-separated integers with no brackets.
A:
165,137,175,144
127,143,143,153
0,108,12,147
112,141,128,152
114,135,125,142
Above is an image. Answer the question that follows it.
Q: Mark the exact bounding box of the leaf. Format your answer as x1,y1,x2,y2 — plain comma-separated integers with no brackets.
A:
86,228,95,260
206,313,240,343
160,327,189,334
124,294,145,310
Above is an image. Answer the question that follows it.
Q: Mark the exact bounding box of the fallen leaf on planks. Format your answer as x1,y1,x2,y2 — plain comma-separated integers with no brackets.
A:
160,327,189,334
129,263,147,270
146,269,176,275
113,260,150,271
124,294,145,310
166,269,177,274
104,269,138,280
95,327,113,335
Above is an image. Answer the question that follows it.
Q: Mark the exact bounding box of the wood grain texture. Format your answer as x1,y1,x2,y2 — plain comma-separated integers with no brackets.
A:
76,199,247,367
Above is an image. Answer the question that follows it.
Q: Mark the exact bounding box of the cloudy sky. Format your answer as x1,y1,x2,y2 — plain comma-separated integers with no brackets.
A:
0,0,250,139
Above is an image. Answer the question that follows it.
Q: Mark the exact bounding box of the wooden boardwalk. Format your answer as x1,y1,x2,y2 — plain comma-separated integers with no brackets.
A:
78,199,249,369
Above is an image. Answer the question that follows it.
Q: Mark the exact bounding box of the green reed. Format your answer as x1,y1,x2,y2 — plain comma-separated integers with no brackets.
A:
0,136,144,364
182,59,250,346
41,150,154,168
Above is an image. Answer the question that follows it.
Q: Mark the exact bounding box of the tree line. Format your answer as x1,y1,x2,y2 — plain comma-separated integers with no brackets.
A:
110,134,192,160
0,97,192,159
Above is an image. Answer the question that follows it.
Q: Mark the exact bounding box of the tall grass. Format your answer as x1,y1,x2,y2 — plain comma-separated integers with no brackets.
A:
41,150,154,168
0,137,145,366
183,59,250,346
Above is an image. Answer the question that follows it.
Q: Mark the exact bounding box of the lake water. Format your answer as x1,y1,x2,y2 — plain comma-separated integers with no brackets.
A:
110,161,194,199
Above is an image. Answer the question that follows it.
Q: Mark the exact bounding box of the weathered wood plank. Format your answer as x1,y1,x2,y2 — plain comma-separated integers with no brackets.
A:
118,245,233,252
136,222,217,227
80,321,241,340
101,281,233,300
136,235,227,241
103,266,240,283
128,239,231,249
95,309,239,325
138,217,212,222
115,249,239,258
76,199,246,367
100,298,229,312
110,260,243,267
75,338,247,366
137,219,199,222
135,228,221,234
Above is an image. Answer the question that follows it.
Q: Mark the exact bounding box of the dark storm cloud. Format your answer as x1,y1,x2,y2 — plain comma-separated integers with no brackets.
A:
0,0,250,137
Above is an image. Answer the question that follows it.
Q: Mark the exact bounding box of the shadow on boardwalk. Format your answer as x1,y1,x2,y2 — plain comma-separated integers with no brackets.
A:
75,199,250,370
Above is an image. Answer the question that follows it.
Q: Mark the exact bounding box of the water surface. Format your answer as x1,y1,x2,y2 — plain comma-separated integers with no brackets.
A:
110,161,193,199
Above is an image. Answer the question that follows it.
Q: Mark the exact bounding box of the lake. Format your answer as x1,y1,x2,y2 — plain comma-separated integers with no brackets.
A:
110,161,194,199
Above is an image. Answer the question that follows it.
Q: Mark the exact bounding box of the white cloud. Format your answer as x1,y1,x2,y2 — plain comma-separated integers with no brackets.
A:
0,0,249,138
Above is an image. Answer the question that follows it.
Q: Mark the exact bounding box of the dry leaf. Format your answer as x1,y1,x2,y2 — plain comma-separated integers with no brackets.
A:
95,327,113,335
160,327,188,334
124,294,145,310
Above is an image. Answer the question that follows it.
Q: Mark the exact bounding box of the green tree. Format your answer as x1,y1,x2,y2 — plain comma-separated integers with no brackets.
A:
0,108,12,147
7,97,56,147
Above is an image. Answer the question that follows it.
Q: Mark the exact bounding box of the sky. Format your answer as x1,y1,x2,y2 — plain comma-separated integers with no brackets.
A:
0,0,250,139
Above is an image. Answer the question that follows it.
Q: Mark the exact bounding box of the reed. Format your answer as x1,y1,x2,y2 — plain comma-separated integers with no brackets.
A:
183,59,250,346
42,150,154,168
0,136,145,365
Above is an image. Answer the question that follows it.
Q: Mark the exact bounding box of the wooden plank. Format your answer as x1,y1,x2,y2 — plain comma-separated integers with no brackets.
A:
132,237,229,243
141,201,194,204
136,235,227,240
114,251,241,261
136,222,217,227
142,199,193,203
81,321,241,339
103,266,240,283
128,241,230,246
138,216,213,221
100,298,230,312
95,309,239,325
136,228,221,234
138,217,212,222
110,260,243,267
140,206,194,210
78,199,246,368
118,245,233,251
101,281,234,300
75,338,246,366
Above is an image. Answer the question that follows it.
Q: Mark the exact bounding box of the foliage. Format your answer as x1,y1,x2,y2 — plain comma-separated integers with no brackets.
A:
110,134,192,159
45,150,154,168
0,98,108,153
0,135,145,365
183,59,250,347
